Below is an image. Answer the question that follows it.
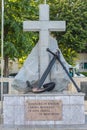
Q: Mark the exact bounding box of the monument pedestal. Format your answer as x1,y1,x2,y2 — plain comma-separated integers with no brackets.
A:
3,92,85,126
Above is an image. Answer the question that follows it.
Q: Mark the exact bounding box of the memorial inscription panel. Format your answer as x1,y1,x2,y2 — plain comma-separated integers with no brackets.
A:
25,100,62,121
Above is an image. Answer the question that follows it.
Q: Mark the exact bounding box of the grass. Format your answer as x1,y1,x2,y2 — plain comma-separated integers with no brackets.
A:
81,72,87,77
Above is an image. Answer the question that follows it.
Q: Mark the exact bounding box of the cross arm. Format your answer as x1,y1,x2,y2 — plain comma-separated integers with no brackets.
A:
49,21,66,31
23,21,40,31
23,21,66,32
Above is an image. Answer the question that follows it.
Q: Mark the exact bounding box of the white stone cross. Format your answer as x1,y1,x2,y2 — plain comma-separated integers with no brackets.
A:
23,4,66,82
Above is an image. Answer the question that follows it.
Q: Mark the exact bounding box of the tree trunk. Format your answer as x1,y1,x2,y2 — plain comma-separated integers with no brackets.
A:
4,56,9,77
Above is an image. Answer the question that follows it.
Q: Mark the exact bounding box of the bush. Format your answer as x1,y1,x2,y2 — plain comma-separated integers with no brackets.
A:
81,72,87,77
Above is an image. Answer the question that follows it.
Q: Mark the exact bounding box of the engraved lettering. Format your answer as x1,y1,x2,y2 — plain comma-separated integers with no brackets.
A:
25,100,62,121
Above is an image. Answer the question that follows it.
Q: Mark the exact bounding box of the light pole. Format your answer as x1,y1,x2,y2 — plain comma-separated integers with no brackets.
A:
1,0,4,113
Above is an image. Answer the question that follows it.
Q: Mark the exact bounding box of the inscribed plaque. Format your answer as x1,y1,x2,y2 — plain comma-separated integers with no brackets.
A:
25,100,62,121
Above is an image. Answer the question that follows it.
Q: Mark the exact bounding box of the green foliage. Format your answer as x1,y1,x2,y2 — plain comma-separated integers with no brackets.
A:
81,72,87,77
48,0,87,64
0,0,39,76
0,0,39,60
59,44,77,65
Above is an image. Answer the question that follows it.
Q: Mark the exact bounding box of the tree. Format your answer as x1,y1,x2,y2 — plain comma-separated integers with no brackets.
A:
48,0,87,64
0,0,39,76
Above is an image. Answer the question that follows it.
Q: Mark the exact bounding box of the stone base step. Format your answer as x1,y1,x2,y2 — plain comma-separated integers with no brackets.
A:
1,126,87,130
1,115,87,130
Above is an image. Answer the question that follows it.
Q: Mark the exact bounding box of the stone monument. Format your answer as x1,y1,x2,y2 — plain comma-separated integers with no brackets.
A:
12,4,70,93
3,3,85,127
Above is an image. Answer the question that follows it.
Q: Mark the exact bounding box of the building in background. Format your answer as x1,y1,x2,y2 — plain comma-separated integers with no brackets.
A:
76,53,87,72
